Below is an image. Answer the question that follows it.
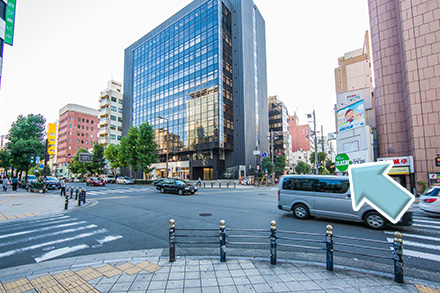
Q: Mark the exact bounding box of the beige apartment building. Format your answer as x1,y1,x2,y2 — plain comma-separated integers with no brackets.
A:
368,0,440,190
98,80,123,147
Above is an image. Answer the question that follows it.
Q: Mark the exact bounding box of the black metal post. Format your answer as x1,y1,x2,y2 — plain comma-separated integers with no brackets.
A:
64,195,69,210
270,220,277,265
203,182,205,188
169,219,175,262
220,220,226,262
82,188,86,203
326,225,334,271
211,182,213,188
70,187,73,199
78,189,82,206
219,182,221,189
75,187,79,200
393,232,404,283
227,182,229,188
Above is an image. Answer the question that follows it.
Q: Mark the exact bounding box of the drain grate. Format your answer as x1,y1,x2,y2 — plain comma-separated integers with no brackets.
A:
199,213,212,217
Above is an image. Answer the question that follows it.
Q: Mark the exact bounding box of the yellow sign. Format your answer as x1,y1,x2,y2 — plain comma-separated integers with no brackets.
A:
388,166,409,175
47,123,57,155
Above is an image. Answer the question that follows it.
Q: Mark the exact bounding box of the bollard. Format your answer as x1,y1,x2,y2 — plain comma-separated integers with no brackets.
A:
227,182,229,188
234,182,236,188
211,182,213,188
326,225,334,271
169,219,176,262
78,189,82,206
203,182,205,188
220,220,226,262
70,186,73,199
270,220,277,265
75,187,79,200
219,182,221,189
64,195,69,210
393,232,404,283
82,188,86,203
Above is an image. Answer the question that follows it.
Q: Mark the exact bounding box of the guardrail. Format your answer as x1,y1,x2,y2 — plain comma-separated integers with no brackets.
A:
200,182,236,189
168,219,405,283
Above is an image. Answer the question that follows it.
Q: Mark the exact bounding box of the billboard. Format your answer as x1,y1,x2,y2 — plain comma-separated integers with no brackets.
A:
5,0,17,45
47,123,57,156
337,100,365,133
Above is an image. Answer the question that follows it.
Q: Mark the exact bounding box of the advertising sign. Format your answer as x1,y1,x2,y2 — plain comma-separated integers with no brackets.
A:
5,0,17,45
337,100,366,133
377,156,414,173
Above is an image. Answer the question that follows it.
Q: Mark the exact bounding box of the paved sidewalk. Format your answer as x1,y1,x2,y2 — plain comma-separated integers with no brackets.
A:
0,188,439,292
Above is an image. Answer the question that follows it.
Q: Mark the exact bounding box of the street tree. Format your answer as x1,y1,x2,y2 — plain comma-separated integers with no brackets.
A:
274,154,286,177
104,144,123,176
325,159,335,174
261,157,274,175
91,143,106,175
295,161,311,174
68,148,91,176
0,149,11,175
310,152,327,174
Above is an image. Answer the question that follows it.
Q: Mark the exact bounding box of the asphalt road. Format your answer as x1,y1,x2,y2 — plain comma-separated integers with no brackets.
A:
1,183,439,282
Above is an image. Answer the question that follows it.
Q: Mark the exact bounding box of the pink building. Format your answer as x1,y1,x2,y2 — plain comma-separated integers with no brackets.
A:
288,115,311,152
369,0,440,189
57,104,99,168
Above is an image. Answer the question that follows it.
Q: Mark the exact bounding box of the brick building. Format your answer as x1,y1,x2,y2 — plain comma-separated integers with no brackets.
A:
56,104,99,178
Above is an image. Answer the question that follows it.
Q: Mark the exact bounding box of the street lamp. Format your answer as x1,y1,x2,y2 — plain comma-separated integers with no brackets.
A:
158,116,169,178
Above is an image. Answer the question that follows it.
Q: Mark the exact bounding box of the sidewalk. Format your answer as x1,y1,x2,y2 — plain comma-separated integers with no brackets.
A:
0,189,439,292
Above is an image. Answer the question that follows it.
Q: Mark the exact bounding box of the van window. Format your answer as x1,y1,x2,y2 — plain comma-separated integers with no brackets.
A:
283,178,314,191
282,177,349,194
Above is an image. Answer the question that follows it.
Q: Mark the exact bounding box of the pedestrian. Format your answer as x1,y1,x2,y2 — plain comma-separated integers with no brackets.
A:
2,176,9,192
11,177,18,191
197,177,202,187
60,178,66,196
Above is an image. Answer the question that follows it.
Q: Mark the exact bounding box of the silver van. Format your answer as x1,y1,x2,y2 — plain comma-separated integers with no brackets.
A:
277,175,412,229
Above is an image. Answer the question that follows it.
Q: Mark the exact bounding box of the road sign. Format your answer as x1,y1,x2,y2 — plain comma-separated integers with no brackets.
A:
39,164,44,169
78,153,93,163
261,152,268,158
253,150,260,156
35,156,40,164
349,161,415,224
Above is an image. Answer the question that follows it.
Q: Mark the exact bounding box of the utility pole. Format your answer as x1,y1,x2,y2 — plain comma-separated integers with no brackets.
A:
313,109,318,175
321,125,324,153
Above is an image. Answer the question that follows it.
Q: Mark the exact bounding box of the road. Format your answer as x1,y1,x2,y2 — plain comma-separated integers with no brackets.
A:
0,183,439,282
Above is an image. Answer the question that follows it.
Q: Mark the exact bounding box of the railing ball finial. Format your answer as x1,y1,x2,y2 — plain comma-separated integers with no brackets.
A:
394,231,402,243
326,224,333,235
270,220,277,230
169,219,175,228
220,220,225,228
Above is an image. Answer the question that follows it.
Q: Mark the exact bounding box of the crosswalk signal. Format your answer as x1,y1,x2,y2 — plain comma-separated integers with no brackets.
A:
436,156,440,167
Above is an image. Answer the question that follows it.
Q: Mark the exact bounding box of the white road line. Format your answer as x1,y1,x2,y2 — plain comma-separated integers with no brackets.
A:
403,249,440,262
0,216,75,231
97,235,123,244
413,223,440,229
384,231,440,242
0,225,97,247
34,244,89,263
0,229,107,258
0,221,87,240
413,217,440,224
387,238,440,251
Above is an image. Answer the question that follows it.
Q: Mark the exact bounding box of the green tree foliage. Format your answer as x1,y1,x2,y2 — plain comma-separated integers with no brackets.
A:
310,152,328,174
274,154,287,177
0,149,11,174
295,161,311,174
325,159,335,175
8,114,46,143
119,122,158,178
261,157,274,175
68,148,91,176
91,143,106,175
104,144,123,176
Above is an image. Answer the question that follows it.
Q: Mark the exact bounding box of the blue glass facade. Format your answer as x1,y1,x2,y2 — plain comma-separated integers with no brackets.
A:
124,0,268,179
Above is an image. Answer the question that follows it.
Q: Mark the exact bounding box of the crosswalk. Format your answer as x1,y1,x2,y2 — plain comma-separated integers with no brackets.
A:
85,186,154,196
0,214,123,265
385,214,440,263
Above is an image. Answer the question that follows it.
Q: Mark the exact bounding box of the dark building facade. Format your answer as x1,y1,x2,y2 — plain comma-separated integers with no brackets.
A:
124,0,268,179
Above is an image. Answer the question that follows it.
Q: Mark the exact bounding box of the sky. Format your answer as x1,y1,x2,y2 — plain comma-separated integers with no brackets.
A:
0,0,371,139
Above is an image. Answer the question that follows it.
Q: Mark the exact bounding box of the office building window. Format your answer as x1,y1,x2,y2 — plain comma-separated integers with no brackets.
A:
111,97,117,102
111,106,117,111
111,115,117,121
69,124,72,128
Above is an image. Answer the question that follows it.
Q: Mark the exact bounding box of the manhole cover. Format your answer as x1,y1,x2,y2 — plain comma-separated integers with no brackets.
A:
92,244,103,249
199,213,212,217
258,193,266,195
42,246,55,252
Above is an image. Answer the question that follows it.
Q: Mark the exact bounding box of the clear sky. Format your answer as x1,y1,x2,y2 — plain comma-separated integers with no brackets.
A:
0,0,370,138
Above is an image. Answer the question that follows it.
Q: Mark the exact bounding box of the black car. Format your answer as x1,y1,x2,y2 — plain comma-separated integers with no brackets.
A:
158,179,197,195
43,176,61,190
154,179,166,190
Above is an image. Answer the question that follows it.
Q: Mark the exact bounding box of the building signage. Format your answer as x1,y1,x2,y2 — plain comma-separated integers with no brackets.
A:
377,156,414,173
337,100,366,133
388,167,409,175
335,153,352,172
5,0,17,46
78,153,93,163
253,150,260,155
346,93,361,102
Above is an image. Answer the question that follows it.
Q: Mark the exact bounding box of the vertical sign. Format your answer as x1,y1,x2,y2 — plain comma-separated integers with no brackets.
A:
5,0,17,45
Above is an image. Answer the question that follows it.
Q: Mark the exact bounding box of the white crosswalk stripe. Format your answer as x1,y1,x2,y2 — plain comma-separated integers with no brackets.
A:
86,186,153,196
384,214,440,263
0,214,123,264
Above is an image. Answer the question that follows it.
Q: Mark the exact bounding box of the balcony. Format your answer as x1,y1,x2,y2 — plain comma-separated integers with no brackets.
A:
99,128,110,136
99,108,111,118
99,117,110,127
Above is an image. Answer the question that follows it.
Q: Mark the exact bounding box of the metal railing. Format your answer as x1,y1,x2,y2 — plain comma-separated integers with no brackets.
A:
168,219,405,283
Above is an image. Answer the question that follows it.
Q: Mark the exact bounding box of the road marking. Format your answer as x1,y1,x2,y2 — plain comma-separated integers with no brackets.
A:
403,249,440,262
0,229,107,258
413,223,440,229
0,221,87,239
413,218,440,224
384,231,440,242
97,235,123,244
0,224,98,247
34,244,89,263
387,238,440,251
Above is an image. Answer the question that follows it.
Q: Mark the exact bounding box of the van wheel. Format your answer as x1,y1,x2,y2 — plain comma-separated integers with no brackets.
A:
293,204,310,219
364,211,387,229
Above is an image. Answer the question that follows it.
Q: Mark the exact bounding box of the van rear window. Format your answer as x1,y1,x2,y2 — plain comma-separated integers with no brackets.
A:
282,178,349,194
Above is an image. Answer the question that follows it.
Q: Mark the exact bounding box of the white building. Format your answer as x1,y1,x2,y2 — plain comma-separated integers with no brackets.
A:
98,80,123,146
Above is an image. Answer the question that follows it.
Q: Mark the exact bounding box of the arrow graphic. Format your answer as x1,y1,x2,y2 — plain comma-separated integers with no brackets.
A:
348,161,415,224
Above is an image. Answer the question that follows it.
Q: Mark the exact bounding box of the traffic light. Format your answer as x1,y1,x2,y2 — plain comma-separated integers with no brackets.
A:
435,156,440,167
30,156,34,164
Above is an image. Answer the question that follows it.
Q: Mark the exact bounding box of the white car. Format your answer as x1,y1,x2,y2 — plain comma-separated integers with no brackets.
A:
419,186,440,214
116,177,134,184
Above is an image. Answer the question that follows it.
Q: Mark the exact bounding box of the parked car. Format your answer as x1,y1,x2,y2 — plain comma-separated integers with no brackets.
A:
21,175,37,188
116,177,134,184
158,179,198,195
103,175,116,184
72,177,83,183
419,186,440,214
43,176,60,190
87,177,105,186
154,178,166,190
278,175,413,229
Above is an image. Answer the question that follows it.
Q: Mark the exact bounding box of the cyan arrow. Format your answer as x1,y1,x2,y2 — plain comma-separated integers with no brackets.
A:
348,161,415,224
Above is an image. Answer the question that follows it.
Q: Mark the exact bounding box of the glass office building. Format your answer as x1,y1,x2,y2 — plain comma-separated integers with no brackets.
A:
124,0,268,179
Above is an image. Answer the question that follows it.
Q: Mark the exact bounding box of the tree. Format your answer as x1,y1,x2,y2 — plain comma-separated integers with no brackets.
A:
91,143,106,175
325,159,335,174
261,157,274,175
68,148,91,176
8,114,46,143
8,139,45,178
0,149,11,175
310,151,327,174
104,144,123,176
295,161,311,174
274,154,286,177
